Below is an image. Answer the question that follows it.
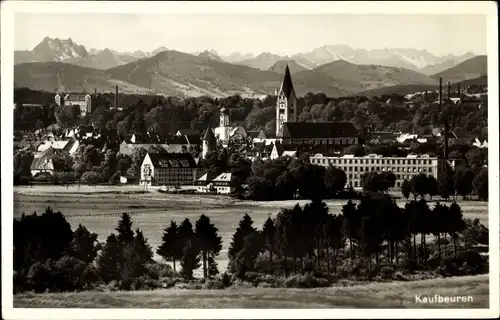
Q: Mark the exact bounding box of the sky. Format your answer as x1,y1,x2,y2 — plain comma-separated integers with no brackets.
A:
15,13,487,57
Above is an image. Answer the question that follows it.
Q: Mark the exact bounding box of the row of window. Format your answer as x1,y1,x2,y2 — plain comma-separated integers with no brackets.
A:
336,166,433,173
346,173,434,180
311,157,436,165
289,138,357,145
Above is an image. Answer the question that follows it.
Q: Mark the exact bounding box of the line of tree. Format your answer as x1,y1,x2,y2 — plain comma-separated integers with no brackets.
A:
225,195,486,280
15,87,487,143
14,196,488,293
400,166,488,202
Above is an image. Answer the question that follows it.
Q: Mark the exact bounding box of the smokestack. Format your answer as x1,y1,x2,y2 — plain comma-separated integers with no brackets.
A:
94,88,97,96
447,81,451,99
440,77,449,160
115,85,118,109
457,82,461,98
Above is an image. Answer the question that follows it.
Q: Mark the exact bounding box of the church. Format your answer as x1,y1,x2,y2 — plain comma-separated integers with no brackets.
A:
212,106,247,144
275,65,359,147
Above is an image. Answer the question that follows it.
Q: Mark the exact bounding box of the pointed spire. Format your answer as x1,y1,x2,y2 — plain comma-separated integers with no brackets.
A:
280,64,295,99
203,124,216,145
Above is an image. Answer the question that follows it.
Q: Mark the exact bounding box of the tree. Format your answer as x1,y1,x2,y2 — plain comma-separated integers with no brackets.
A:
180,239,201,280
122,228,154,279
410,173,428,200
96,234,123,283
342,199,359,259
379,171,396,193
324,166,347,197
115,213,135,244
401,179,411,201
326,214,345,273
453,167,475,200
228,213,257,261
473,168,488,201
80,171,99,186
432,202,447,259
233,231,263,278
438,166,455,201
157,220,180,272
261,215,277,274
194,214,223,278
71,225,100,264
447,202,466,257
426,176,438,200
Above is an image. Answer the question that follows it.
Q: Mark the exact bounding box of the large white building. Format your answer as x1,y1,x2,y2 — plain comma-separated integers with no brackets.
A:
55,93,92,117
310,153,454,189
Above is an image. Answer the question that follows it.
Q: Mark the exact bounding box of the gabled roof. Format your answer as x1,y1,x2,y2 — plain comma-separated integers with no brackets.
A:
213,172,232,182
64,94,90,101
279,65,295,99
282,122,358,139
30,148,66,171
148,152,197,169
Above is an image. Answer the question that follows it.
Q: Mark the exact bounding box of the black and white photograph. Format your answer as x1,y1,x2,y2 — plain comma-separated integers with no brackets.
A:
1,1,498,318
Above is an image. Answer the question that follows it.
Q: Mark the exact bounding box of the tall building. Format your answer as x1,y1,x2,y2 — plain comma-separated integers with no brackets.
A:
55,93,92,117
202,125,217,159
276,65,297,137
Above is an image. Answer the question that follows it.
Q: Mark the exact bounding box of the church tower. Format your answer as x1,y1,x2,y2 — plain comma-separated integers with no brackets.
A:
220,107,229,127
202,125,217,159
276,65,297,137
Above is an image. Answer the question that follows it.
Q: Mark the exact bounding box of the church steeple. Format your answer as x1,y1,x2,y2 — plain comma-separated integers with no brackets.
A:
202,125,217,159
276,64,297,137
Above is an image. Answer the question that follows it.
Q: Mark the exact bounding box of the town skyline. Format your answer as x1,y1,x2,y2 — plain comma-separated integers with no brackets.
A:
15,13,487,57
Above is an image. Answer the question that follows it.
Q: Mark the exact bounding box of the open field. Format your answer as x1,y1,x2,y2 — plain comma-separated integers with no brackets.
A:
13,274,489,308
13,185,490,274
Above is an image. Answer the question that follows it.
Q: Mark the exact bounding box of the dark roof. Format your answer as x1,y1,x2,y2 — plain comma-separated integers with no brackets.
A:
177,129,200,136
247,130,266,139
165,136,189,145
280,65,295,99
184,134,201,144
282,122,358,139
148,152,197,169
274,143,298,156
367,131,397,141
203,126,217,145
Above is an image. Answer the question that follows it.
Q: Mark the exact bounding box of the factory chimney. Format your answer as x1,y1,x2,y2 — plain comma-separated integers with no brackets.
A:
447,81,451,99
115,86,119,110
440,78,449,160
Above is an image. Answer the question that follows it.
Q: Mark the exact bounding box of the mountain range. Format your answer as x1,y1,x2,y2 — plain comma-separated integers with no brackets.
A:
14,37,487,98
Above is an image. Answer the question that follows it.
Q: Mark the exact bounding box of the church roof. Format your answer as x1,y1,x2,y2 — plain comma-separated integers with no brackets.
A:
282,122,358,139
280,65,295,99
203,125,217,145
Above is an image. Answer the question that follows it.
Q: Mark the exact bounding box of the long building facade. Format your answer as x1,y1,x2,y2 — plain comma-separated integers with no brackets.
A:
310,153,454,189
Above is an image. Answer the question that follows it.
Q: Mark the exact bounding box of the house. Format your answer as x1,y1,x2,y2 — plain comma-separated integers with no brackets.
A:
279,122,359,146
140,152,201,187
396,133,418,144
120,142,187,156
30,148,67,177
212,172,235,194
55,93,92,117
270,143,298,160
247,130,267,144
366,131,398,144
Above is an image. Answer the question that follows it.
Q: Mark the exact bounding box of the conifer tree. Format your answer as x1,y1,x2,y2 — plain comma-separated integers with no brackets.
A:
71,224,100,263
195,214,223,278
448,202,466,257
180,239,201,280
261,215,277,273
227,213,257,261
401,179,411,201
115,213,134,244
157,220,179,271
96,234,123,283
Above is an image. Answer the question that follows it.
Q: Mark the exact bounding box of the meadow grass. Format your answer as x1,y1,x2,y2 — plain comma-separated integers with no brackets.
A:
13,186,490,275
13,274,489,308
